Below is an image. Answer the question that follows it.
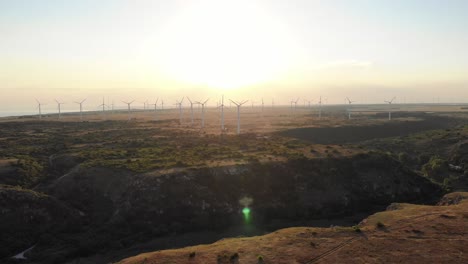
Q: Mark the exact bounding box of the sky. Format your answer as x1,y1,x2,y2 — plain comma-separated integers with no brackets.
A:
1,0,468,113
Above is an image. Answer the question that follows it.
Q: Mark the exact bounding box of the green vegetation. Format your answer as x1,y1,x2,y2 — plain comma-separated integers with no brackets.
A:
352,225,362,232
13,156,45,187
422,156,447,180
0,120,319,184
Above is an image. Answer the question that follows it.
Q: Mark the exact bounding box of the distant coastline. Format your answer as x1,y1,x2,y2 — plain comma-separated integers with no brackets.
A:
0,111,36,118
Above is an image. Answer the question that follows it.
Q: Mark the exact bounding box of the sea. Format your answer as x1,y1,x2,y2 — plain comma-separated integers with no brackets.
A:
0,111,37,118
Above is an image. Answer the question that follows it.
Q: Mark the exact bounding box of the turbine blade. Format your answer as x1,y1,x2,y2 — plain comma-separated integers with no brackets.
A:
229,99,239,106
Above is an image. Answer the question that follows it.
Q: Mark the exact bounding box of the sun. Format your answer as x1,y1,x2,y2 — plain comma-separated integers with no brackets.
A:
155,0,297,90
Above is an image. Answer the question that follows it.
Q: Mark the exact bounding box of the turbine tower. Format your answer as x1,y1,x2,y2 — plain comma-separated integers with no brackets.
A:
219,95,225,131
230,99,248,135
346,97,355,120
195,98,209,128
384,96,396,120
318,96,322,119
74,99,86,121
35,99,44,120
187,97,197,126
122,100,134,120
175,97,184,125
98,97,106,119
261,98,264,112
290,98,299,115
150,98,159,120
55,99,64,119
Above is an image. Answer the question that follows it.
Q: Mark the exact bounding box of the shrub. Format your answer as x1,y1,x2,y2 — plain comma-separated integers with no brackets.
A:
189,252,196,258
376,221,385,229
230,252,239,261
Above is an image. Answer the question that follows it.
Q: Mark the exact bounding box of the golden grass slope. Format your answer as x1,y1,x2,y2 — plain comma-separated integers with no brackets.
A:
117,192,468,264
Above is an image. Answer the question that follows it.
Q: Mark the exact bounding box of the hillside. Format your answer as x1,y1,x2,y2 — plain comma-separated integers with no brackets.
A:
118,192,468,264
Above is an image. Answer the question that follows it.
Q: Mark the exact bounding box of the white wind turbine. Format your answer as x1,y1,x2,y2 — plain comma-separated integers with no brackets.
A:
195,98,209,128
187,97,198,126
294,98,300,110
122,100,134,120
150,98,159,120
230,99,248,135
98,97,106,119
55,99,65,119
175,97,184,125
35,99,44,120
219,95,225,131
161,100,164,110
291,98,299,114
384,97,396,120
318,96,323,119
74,99,86,121
346,97,356,120
261,98,264,112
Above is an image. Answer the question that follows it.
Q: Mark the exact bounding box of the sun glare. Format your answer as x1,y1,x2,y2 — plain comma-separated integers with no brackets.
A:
155,0,297,90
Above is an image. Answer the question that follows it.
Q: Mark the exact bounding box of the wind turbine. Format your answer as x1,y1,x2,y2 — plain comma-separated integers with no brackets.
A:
98,97,106,119
175,97,184,125
195,98,209,128
291,98,299,115
346,97,356,120
161,100,164,110
318,96,322,119
187,97,197,126
219,95,225,131
35,99,44,120
384,96,396,120
122,100,134,120
74,99,86,121
261,98,264,112
55,99,65,119
230,99,248,135
150,98,159,120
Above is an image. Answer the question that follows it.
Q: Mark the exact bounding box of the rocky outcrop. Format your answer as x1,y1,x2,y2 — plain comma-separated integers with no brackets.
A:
0,185,81,260
6,152,441,263
46,153,441,241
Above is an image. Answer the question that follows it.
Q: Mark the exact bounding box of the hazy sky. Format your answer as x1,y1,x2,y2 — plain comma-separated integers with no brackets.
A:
1,0,468,112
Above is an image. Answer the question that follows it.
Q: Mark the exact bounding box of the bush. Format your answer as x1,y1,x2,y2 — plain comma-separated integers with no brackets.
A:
230,252,239,261
421,156,448,182
376,221,385,229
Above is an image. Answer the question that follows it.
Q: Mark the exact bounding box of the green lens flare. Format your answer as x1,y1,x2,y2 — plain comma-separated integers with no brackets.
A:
242,207,250,218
